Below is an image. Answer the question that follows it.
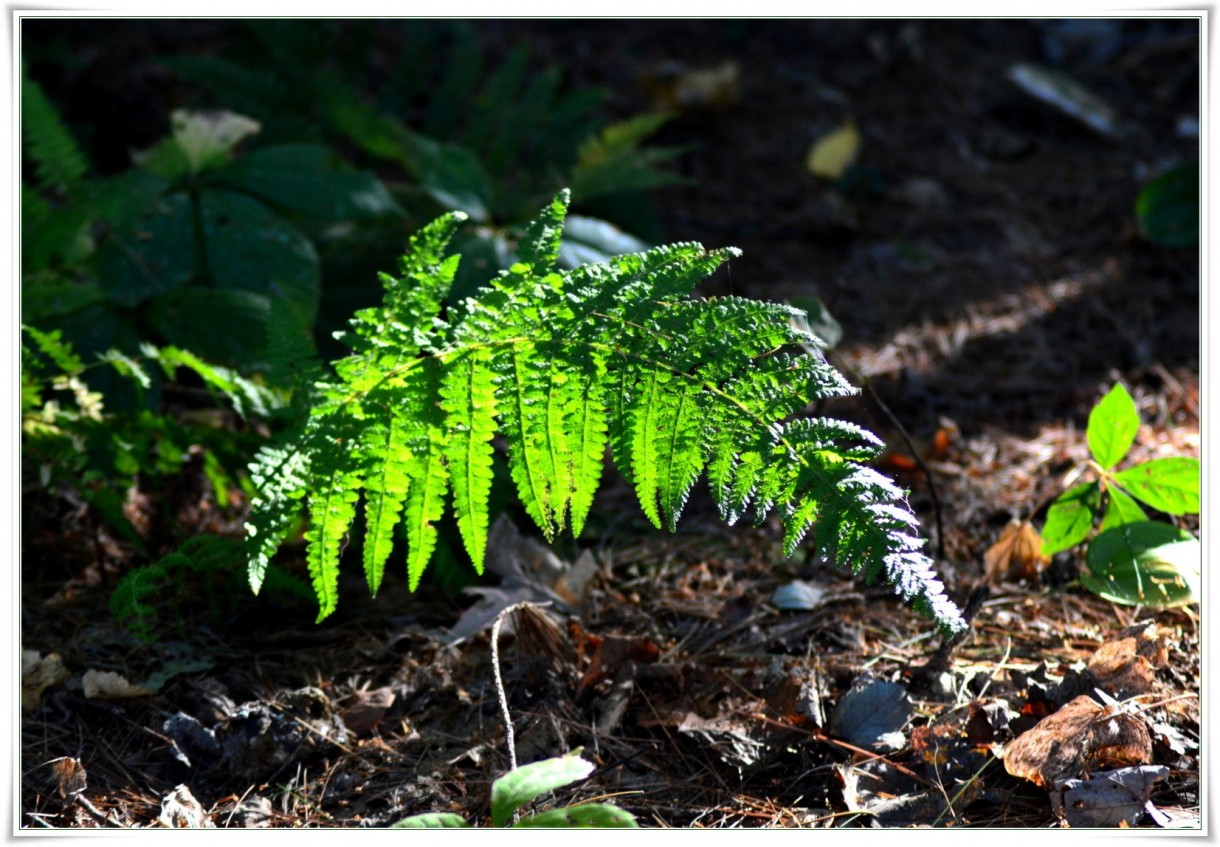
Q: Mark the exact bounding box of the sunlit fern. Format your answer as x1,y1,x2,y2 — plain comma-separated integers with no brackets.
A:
245,190,965,634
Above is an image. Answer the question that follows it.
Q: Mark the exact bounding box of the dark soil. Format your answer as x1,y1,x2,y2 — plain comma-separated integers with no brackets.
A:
22,19,1200,829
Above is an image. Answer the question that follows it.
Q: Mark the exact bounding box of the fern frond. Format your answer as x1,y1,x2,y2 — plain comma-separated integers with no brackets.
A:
21,65,88,194
245,190,966,635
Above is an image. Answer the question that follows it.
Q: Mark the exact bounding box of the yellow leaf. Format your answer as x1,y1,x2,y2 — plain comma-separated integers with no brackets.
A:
806,118,860,180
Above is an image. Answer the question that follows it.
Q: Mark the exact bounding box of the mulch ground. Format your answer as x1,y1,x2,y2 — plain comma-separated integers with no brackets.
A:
21,19,1200,828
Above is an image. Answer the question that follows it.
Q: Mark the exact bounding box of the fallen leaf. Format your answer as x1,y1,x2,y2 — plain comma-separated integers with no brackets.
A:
22,650,71,711
50,757,87,800
339,687,396,736
1004,695,1152,788
647,60,740,110
1087,623,1169,699
678,712,766,768
158,784,214,828
1050,766,1167,827
447,515,599,644
82,669,152,700
984,519,1050,583
828,676,912,751
806,118,860,180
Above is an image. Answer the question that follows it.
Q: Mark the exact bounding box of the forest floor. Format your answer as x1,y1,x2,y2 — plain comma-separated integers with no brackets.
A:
21,19,1201,829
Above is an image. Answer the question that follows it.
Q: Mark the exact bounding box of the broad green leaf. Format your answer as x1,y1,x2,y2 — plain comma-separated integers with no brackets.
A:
1041,481,1101,555
1113,457,1200,515
22,280,106,325
145,286,271,367
490,752,594,828
1136,162,1198,248
1099,484,1148,531
97,192,197,307
399,130,493,223
200,189,321,330
1084,521,1199,608
215,144,401,221
513,804,638,828
1087,383,1138,469
391,812,470,828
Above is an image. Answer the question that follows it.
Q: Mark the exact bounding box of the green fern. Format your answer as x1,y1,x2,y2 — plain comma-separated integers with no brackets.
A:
245,191,965,634
21,63,89,195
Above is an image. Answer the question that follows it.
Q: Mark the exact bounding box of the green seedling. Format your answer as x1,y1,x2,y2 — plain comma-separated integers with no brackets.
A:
1042,383,1199,608
391,749,637,828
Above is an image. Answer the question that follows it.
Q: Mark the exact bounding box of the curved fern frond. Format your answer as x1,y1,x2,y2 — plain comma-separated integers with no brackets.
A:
245,190,966,635
22,64,88,194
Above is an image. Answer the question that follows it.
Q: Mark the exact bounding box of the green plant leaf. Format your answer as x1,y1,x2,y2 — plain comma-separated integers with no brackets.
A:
399,131,493,222
1041,481,1101,555
22,280,107,325
1083,521,1199,608
514,804,638,828
1136,162,1199,248
200,189,321,329
1113,457,1200,515
490,751,595,828
391,812,470,828
145,287,271,367
1087,383,1138,470
215,144,402,221
97,193,197,307
1099,484,1148,532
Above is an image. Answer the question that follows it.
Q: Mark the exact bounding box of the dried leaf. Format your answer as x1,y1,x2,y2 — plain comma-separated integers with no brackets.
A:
50,757,87,800
158,784,214,828
806,118,860,180
339,687,396,736
1087,623,1170,699
829,677,912,751
1004,695,1152,788
984,519,1050,583
678,712,766,768
447,516,598,644
647,60,740,110
1050,766,1167,827
82,669,152,700
22,650,71,711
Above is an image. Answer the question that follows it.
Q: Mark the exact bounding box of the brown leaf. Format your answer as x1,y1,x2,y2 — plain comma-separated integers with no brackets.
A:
22,650,71,712
984,519,1050,583
1004,695,1153,788
339,687,396,736
50,757,87,799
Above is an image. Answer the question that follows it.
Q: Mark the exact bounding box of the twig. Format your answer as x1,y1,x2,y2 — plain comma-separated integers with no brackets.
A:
491,603,525,773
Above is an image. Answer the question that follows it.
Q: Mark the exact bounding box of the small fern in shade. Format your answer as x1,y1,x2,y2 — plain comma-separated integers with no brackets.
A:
245,191,965,635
